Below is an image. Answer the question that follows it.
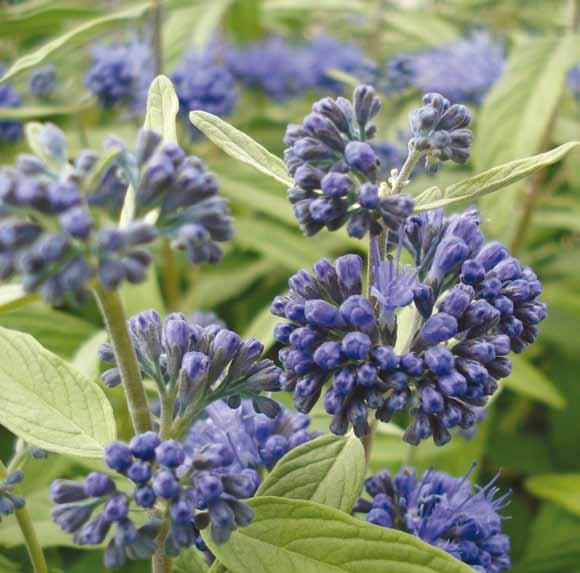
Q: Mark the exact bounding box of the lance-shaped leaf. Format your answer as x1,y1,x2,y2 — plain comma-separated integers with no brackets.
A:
190,111,293,187
143,75,179,143
414,142,580,212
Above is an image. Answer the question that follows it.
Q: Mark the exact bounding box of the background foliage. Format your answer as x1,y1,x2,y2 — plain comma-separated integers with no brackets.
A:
0,0,579,571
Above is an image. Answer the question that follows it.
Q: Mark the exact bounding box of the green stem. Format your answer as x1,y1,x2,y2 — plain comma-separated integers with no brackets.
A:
0,460,47,573
93,284,152,434
162,240,180,312
389,148,422,195
152,519,172,573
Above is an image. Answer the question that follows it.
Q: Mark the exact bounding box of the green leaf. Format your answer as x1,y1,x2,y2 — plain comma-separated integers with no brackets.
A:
226,0,261,43
0,284,36,312
504,355,565,409
72,330,108,382
0,304,97,357
473,34,577,235
0,3,149,83
143,75,179,144
264,0,366,11
242,302,278,353
257,435,365,513
189,111,293,187
203,497,473,573
0,326,116,457
193,0,233,50
526,474,580,517
173,547,211,572
414,142,580,212
0,103,89,120
383,11,457,46
208,562,229,573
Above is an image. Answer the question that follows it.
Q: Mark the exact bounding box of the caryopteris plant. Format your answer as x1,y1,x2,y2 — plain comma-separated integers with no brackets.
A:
0,21,578,573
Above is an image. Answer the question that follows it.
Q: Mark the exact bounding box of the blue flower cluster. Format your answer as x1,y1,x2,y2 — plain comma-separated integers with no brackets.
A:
355,466,511,572
99,310,281,419
226,35,376,101
29,65,57,99
50,433,256,567
568,64,580,100
172,47,238,137
272,208,546,444
386,32,505,104
0,469,25,521
85,37,154,113
0,126,233,304
0,66,22,143
409,92,472,173
284,85,414,238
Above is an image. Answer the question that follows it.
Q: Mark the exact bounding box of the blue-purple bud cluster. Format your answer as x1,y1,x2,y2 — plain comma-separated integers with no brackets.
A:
0,65,22,143
128,129,233,264
284,85,414,238
50,432,257,567
0,469,25,521
226,35,376,102
272,208,546,444
386,32,505,105
409,93,473,173
172,48,238,138
85,37,153,113
0,125,157,304
99,310,281,418
29,65,57,99
354,466,510,572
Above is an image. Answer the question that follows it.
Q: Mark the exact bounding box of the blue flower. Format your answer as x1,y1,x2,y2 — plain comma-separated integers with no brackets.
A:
305,35,377,93
99,310,281,419
386,32,505,104
284,85,414,238
29,65,57,99
172,45,238,137
85,37,153,113
355,465,511,572
371,235,417,332
226,36,315,101
567,64,580,100
0,65,22,143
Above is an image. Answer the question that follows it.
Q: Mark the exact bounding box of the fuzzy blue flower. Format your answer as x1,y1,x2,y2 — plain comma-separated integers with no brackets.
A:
0,66,22,143
172,46,238,136
29,65,57,99
0,469,25,522
85,37,153,113
386,32,505,104
284,85,414,237
355,465,511,572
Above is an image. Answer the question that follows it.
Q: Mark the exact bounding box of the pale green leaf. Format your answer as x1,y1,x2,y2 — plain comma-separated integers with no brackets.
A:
526,474,580,517
383,11,457,45
0,3,150,83
193,0,233,50
0,103,89,120
209,562,229,573
264,0,366,11
143,75,179,144
473,34,577,235
72,330,108,382
415,142,580,212
257,435,365,513
0,326,116,457
203,497,473,573
504,355,565,409
189,111,292,187
0,284,36,312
